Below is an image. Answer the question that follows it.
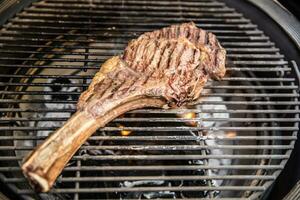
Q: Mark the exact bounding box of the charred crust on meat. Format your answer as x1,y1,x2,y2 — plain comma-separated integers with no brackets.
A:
77,22,226,118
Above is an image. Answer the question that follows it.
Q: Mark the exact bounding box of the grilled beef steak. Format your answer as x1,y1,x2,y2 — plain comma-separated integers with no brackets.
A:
22,22,226,192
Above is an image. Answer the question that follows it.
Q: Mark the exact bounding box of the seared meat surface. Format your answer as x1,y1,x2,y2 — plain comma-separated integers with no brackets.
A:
22,22,226,192
139,22,226,79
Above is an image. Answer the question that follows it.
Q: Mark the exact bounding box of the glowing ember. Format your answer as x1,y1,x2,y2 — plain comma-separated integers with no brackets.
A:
226,131,237,138
180,112,197,126
119,125,132,136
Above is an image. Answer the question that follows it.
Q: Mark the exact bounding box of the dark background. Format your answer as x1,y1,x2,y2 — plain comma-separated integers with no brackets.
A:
279,0,300,20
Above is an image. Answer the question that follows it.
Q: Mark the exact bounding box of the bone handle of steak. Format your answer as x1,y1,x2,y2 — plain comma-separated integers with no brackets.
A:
21,97,165,192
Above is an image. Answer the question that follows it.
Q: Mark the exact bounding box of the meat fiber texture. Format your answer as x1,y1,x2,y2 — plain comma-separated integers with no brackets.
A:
77,22,226,117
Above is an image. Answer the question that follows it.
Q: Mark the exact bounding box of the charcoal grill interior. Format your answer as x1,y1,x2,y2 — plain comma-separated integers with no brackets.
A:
0,0,299,199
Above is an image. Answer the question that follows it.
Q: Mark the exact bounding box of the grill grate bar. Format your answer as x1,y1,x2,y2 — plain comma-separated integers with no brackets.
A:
0,136,296,141
8,19,258,28
0,165,285,172
0,100,298,105
0,145,294,151
0,108,298,114
30,3,233,11
0,155,290,161
0,126,297,131
17,186,265,194
227,54,284,58
0,39,271,45
1,91,298,98
224,48,279,52
4,83,295,89
232,61,287,65
16,13,250,23
0,55,266,63
1,74,292,81
0,55,285,62
4,175,275,183
22,8,244,17
0,65,290,72
0,36,269,43
1,117,299,123
0,27,264,35
0,44,280,52
0,49,284,59
43,0,225,6
0,59,285,66
3,27,261,36
223,42,274,46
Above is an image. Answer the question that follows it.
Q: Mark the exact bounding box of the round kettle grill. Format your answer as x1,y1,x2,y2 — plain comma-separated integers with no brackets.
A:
0,0,299,199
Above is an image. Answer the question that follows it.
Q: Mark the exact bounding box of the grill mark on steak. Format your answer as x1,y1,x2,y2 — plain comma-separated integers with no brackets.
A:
188,26,196,43
208,32,215,47
169,40,186,73
191,48,198,70
160,40,176,74
144,41,166,81
185,26,191,39
130,39,150,71
175,44,195,102
204,31,209,45
214,49,219,67
151,41,170,79
138,40,154,72
154,40,169,76
215,34,220,47
164,41,193,104
178,25,185,38
142,39,159,73
198,29,206,46
194,30,201,44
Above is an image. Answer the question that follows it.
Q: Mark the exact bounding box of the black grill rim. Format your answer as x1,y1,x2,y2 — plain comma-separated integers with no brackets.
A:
0,0,299,200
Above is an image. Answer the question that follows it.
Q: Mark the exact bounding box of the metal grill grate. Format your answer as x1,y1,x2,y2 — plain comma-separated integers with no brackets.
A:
0,0,299,199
